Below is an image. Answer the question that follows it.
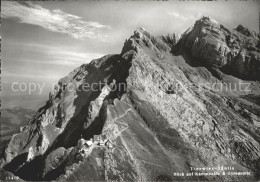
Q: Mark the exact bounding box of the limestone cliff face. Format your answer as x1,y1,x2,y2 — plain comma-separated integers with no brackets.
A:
178,16,260,80
1,17,260,181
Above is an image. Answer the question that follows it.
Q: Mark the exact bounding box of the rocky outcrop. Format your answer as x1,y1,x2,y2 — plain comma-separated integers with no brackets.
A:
121,27,173,57
87,80,115,122
1,16,260,181
235,24,258,39
178,16,260,80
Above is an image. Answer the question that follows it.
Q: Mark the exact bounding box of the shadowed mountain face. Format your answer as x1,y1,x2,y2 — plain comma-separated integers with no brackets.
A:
1,16,260,181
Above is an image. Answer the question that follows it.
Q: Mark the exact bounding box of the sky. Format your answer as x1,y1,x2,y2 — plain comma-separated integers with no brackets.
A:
1,0,259,109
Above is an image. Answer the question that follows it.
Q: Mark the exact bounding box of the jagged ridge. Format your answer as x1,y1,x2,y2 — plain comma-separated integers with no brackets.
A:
1,16,260,181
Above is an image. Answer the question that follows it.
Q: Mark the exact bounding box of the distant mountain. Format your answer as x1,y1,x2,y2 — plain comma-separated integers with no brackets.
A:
1,92,48,110
0,107,35,158
1,16,260,181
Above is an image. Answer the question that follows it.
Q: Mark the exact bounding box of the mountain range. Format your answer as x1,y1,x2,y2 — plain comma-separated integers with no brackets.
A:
0,16,260,181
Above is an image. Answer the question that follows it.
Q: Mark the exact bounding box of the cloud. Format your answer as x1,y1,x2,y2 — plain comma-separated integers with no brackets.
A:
2,1,110,40
168,11,202,21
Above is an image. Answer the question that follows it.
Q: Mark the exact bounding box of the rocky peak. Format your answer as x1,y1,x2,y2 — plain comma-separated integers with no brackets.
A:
195,15,220,28
177,15,260,80
235,24,257,39
133,27,148,39
121,27,176,56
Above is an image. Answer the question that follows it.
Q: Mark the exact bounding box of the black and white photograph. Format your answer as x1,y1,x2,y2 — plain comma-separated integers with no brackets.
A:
0,0,260,181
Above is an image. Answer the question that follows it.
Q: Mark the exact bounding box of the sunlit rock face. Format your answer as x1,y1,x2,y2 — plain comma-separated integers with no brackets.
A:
178,16,260,80
1,16,260,181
